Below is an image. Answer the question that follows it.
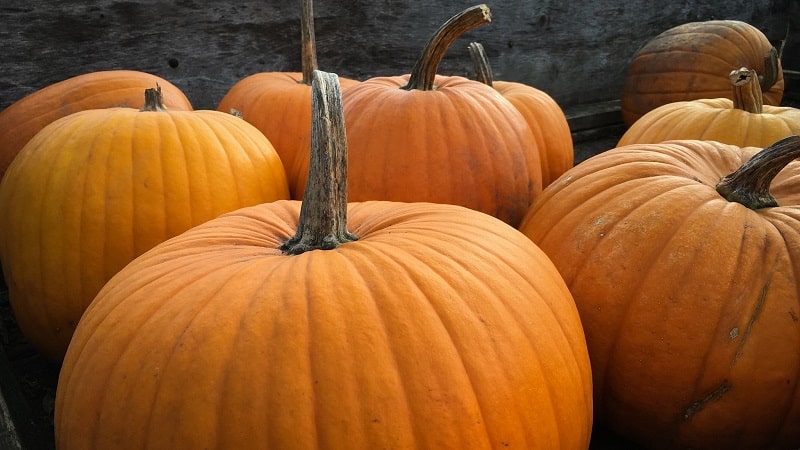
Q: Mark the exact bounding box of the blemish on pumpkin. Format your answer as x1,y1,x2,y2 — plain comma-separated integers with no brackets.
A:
729,327,739,339
731,280,769,366
789,310,798,322
682,380,731,421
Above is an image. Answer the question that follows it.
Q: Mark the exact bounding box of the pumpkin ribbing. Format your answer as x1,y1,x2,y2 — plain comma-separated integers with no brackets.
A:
55,70,593,449
520,136,800,449
0,88,289,362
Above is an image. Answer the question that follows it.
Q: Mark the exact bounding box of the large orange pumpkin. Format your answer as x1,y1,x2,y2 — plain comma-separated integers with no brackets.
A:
55,70,593,450
519,136,800,449
0,87,289,362
0,69,192,180
620,20,784,126
468,41,573,187
335,5,542,227
217,0,358,198
619,67,800,148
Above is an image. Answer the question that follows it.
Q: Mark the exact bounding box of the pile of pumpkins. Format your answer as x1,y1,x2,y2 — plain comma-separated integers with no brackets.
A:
0,1,798,449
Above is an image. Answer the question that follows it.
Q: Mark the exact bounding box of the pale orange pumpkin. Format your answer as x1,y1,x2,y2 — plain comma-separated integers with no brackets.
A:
0,87,289,362
619,67,800,148
55,70,593,450
0,69,192,180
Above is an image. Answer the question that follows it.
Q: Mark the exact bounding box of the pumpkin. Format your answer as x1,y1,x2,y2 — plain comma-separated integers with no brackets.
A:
468,41,573,187
620,20,784,127
0,69,192,181
519,136,800,449
55,70,593,450
217,0,358,199
619,67,800,148
333,5,542,228
0,87,289,362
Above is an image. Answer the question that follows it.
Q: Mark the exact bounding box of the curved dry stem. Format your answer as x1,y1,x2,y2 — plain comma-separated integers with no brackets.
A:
403,4,492,91
468,41,494,86
716,135,800,209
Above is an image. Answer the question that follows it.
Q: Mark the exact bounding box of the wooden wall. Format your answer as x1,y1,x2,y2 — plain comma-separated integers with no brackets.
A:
1,0,795,111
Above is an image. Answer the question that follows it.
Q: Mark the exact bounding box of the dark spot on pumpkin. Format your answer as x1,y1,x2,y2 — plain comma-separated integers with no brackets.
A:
682,380,731,421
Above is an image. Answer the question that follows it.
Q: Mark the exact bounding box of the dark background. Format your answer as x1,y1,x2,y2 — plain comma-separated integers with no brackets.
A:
1,0,797,112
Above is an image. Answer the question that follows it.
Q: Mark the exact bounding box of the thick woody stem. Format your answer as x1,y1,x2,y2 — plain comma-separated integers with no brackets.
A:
716,135,800,209
281,70,357,254
403,5,492,91
729,67,763,114
300,0,319,85
468,41,494,86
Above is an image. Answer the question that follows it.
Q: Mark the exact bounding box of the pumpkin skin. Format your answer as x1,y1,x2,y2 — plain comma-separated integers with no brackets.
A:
467,41,572,187
217,72,358,198
519,139,800,449
620,20,784,126
0,95,290,362
55,200,593,450
619,68,800,148
0,70,192,180
340,74,542,228
493,80,573,187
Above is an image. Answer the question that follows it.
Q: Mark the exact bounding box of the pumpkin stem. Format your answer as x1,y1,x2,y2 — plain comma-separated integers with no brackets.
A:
140,85,168,112
281,70,357,255
758,47,779,93
715,135,800,209
402,5,492,91
299,0,318,85
468,41,494,86
729,67,763,114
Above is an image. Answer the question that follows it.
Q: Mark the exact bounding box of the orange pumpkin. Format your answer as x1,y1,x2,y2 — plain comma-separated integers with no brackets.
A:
55,70,593,450
619,67,800,147
620,20,784,126
468,41,573,187
336,5,541,227
519,136,800,449
0,87,289,362
0,69,192,180
217,0,358,198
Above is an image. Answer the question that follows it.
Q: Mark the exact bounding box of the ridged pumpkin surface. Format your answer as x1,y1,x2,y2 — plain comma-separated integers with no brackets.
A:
340,74,542,227
0,70,192,180
519,139,800,449
56,201,593,450
620,20,784,126
0,104,289,362
493,80,573,187
618,98,800,148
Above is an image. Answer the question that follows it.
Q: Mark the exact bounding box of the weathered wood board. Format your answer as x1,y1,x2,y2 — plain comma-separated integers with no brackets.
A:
1,0,794,111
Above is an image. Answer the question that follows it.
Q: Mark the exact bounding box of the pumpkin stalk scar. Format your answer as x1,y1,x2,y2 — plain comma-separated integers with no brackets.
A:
281,70,358,255
731,279,769,366
682,380,731,421
716,135,800,209
139,85,169,112
402,4,492,92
